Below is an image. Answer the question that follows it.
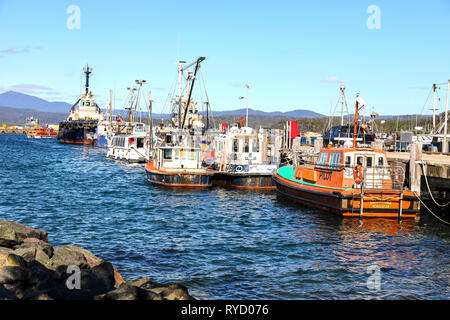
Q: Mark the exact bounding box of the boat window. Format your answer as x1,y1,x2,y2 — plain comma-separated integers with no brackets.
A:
137,138,144,148
317,152,328,168
244,138,249,153
189,151,195,160
356,156,363,166
345,156,351,167
180,150,185,159
233,139,238,152
367,157,373,168
329,153,342,169
378,157,384,166
174,150,179,160
253,139,260,152
80,102,84,106
164,149,172,160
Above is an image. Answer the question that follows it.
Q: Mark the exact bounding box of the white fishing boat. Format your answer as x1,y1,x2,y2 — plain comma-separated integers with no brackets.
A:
106,80,152,163
145,57,214,188
211,123,278,190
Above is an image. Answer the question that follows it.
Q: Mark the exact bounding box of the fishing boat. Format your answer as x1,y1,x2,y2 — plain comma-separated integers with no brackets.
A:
146,143,214,188
27,127,57,139
57,65,104,145
145,57,214,188
211,123,278,190
273,94,420,219
106,80,151,163
107,122,150,163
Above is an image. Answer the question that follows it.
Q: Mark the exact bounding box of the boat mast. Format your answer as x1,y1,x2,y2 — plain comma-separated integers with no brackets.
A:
135,80,146,124
432,83,437,134
181,57,205,129
443,80,449,153
148,90,153,150
177,61,185,127
353,94,366,148
109,89,113,134
245,84,250,127
83,65,92,96
340,85,346,126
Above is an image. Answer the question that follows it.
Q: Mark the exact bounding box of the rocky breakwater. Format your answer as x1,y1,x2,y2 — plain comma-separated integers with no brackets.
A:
0,219,194,300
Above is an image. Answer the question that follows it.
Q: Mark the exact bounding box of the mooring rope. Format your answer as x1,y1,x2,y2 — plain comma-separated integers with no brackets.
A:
421,162,450,207
414,192,450,226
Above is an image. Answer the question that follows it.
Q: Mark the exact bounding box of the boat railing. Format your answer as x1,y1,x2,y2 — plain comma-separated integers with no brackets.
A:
361,165,405,191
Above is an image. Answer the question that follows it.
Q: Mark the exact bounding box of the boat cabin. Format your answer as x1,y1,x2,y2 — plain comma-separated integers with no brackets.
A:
295,148,402,190
156,146,204,170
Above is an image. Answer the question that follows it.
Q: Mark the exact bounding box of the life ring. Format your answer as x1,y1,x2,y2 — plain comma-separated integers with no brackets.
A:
353,165,363,185
236,165,243,172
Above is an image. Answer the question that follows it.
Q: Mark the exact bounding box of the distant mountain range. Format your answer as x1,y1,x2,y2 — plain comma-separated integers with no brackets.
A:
0,91,325,124
0,91,431,125
0,91,72,113
0,106,67,125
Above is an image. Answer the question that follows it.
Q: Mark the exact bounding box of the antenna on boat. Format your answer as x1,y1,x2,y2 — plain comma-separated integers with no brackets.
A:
353,93,366,148
339,85,347,126
83,65,92,95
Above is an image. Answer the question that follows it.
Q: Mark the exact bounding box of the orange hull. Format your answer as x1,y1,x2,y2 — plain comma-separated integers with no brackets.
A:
274,165,420,219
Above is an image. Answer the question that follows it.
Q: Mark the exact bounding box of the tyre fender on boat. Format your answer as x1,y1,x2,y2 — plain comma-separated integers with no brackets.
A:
353,165,363,184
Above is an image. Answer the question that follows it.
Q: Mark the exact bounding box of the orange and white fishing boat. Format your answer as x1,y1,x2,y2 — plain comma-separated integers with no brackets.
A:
27,127,57,139
273,94,420,219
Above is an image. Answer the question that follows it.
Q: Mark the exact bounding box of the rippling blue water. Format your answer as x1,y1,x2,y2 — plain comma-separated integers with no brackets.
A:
0,134,449,299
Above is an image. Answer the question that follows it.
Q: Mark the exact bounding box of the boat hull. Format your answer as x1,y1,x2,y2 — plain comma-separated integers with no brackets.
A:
145,163,213,188
273,172,420,219
95,135,108,148
212,172,275,190
57,120,97,146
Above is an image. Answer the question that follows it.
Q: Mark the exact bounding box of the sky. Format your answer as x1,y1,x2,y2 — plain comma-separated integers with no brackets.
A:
0,0,449,117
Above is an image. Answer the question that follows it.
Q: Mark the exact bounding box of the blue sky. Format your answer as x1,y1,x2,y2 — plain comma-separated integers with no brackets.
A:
0,0,449,116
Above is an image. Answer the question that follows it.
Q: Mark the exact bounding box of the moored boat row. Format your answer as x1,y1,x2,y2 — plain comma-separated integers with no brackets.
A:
53,62,421,220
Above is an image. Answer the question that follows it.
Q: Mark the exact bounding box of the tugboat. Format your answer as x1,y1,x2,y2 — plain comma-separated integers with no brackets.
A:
145,57,214,188
211,122,278,190
57,65,103,145
273,94,420,219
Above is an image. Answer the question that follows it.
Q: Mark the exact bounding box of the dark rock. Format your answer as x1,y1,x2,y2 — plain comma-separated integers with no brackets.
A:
95,283,163,300
14,238,54,258
1,251,26,267
12,247,36,263
131,276,165,290
0,225,20,248
0,266,28,284
82,262,116,294
154,284,195,300
63,245,103,268
0,284,17,300
0,219,47,242
46,246,88,270
28,293,54,300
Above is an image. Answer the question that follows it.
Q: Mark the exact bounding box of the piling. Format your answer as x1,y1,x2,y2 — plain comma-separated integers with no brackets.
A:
314,137,323,154
409,143,423,195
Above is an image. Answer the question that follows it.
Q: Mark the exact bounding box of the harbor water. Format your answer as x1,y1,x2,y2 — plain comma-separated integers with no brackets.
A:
0,134,448,299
